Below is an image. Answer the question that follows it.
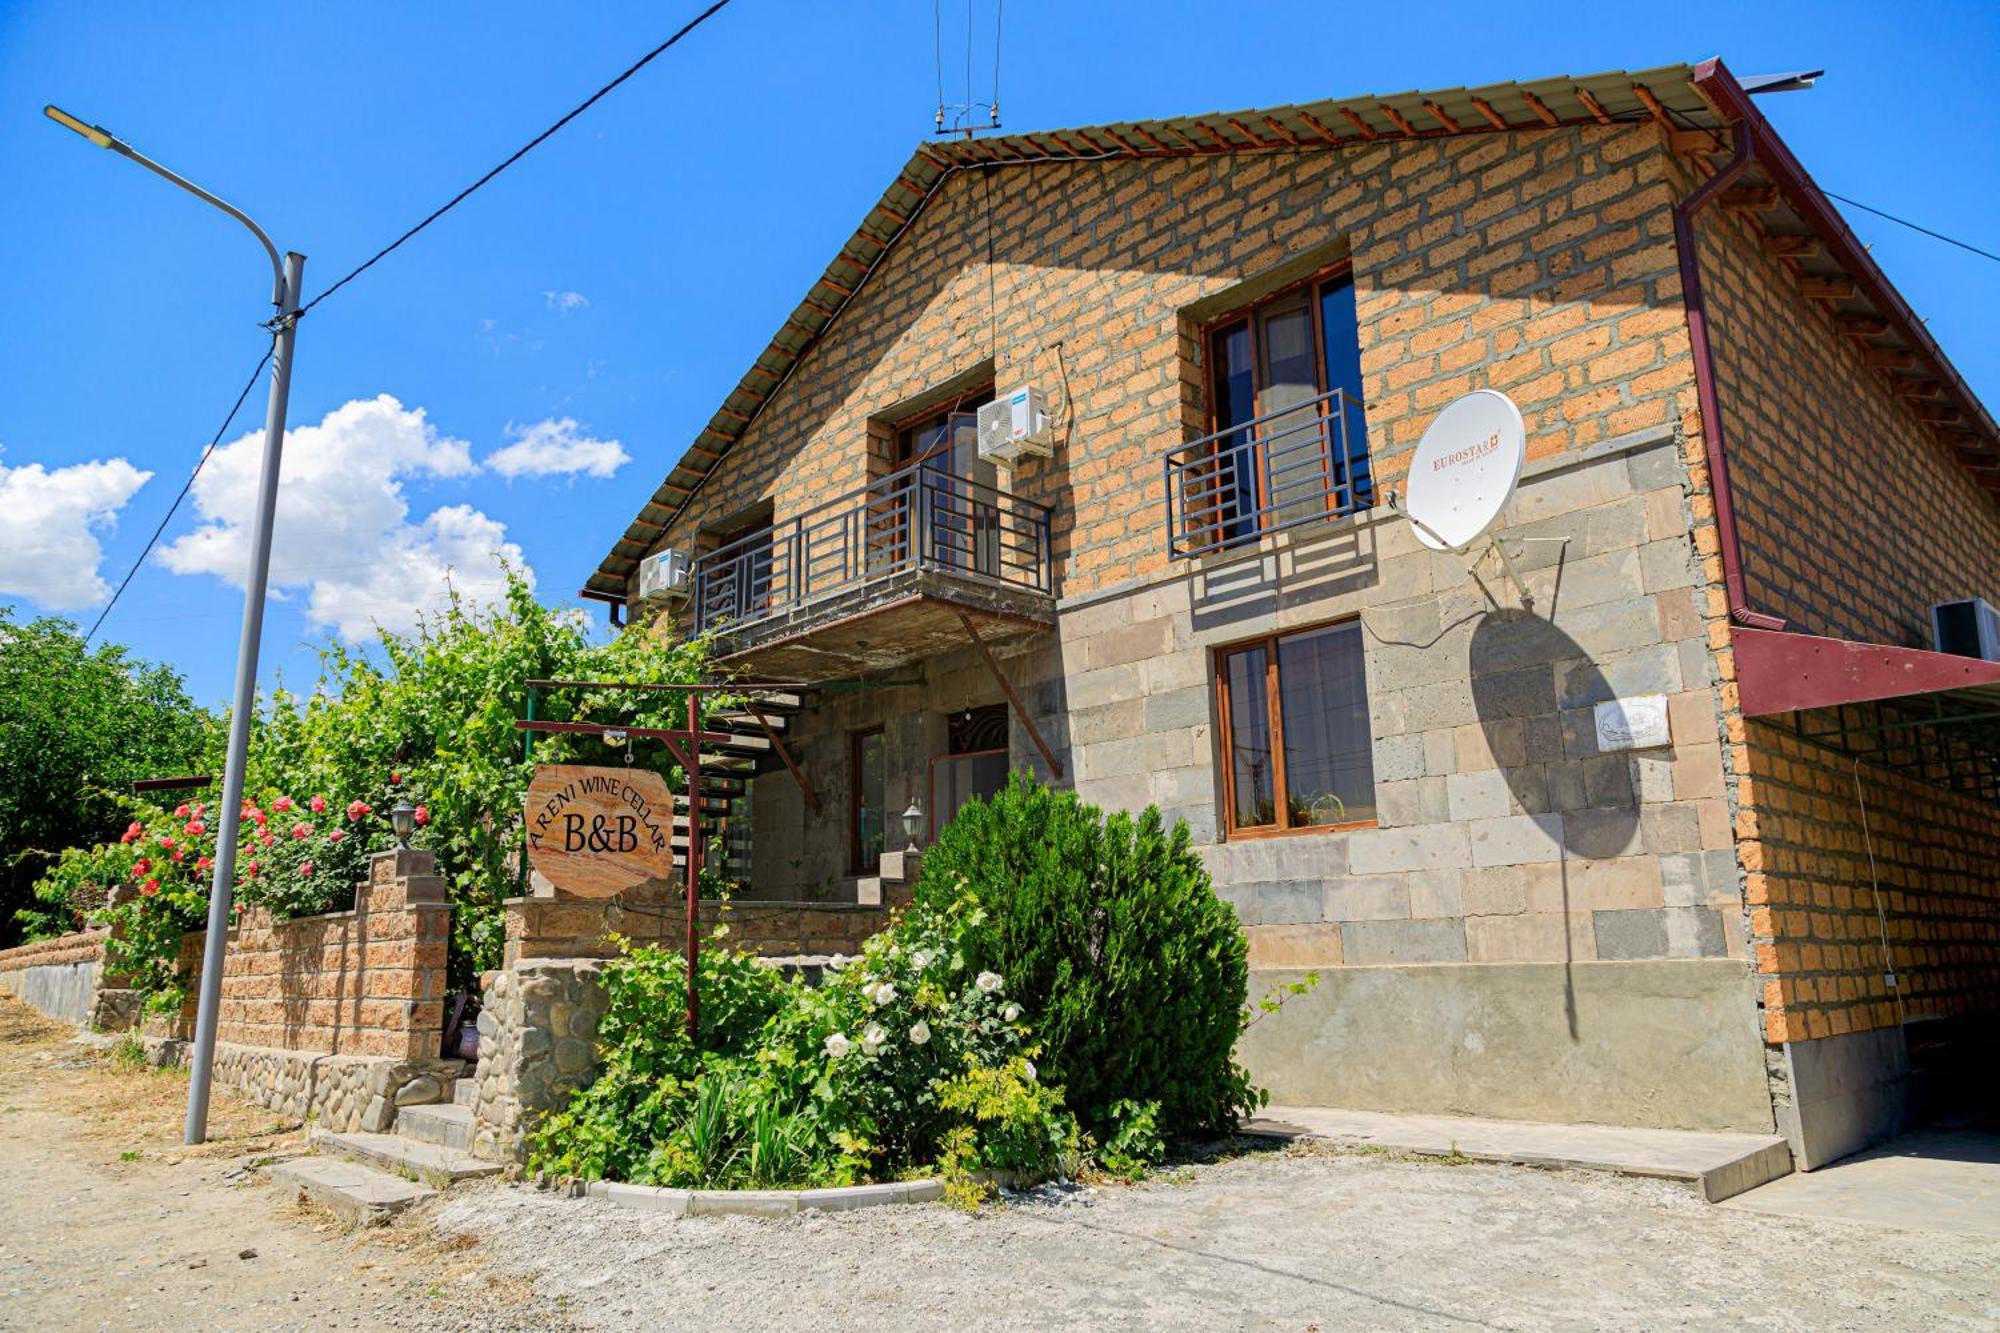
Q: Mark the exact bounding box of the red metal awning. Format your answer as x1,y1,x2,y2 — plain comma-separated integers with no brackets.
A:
1735,628,2000,803
1735,628,2000,718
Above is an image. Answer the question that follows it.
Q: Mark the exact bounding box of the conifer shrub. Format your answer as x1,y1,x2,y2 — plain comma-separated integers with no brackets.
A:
913,774,1258,1139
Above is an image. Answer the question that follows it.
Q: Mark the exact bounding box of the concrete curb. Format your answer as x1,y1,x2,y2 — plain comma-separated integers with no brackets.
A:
584,1177,945,1217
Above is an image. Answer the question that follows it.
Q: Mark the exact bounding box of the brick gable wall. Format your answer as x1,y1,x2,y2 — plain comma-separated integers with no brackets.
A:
642,123,1703,602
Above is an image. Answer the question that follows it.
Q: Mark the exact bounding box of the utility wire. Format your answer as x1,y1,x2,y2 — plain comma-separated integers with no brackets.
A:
85,347,274,645
298,0,734,317
1823,190,2000,266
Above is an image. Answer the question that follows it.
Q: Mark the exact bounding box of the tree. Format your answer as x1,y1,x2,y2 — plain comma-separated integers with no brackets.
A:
0,607,218,944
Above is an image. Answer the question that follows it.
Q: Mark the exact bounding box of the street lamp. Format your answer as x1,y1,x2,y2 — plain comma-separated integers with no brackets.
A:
46,104,307,1146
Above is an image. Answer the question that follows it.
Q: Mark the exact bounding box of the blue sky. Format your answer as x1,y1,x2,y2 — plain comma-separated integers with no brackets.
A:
1,1,1995,703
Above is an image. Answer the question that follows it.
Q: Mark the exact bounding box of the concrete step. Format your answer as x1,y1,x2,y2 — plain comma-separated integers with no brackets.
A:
1245,1105,1793,1203
396,1101,473,1151
269,1155,433,1226
312,1127,503,1185
452,1076,477,1107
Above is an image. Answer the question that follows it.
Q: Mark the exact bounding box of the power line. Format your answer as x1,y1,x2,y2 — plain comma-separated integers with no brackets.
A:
298,0,735,318
1823,190,2000,266
85,347,273,646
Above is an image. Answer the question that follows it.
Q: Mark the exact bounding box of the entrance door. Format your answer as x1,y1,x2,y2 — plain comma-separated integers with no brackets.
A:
930,703,1010,839
897,399,1000,580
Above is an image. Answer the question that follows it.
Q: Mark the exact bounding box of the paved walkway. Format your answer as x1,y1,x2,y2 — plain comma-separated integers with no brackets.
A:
1245,1104,1793,1201
1724,1122,2000,1237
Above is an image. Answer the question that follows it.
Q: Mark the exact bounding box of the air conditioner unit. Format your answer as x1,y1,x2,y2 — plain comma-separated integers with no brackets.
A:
1931,597,2000,661
637,548,691,604
976,386,1054,466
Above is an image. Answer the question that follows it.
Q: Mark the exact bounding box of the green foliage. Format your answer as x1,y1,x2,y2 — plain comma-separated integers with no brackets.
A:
0,607,218,945
245,573,719,983
529,894,1078,1192
914,773,1261,1139
934,1054,1082,1208
1095,1098,1166,1181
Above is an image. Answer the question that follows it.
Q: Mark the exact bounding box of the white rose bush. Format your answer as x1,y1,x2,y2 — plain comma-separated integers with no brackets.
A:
531,889,1080,1200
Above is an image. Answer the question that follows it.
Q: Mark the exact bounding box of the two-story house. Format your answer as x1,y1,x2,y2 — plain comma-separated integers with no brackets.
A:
585,60,2000,1170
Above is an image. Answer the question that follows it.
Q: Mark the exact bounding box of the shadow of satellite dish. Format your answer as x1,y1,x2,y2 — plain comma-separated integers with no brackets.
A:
1468,608,1639,862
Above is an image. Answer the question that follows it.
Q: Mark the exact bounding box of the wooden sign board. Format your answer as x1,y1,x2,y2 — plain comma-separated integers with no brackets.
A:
524,764,677,899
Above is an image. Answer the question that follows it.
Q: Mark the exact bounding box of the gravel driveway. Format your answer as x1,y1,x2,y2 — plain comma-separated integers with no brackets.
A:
435,1144,2000,1331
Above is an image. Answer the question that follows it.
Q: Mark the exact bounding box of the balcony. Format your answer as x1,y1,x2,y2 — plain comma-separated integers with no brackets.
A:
1163,387,1372,560
689,458,1056,681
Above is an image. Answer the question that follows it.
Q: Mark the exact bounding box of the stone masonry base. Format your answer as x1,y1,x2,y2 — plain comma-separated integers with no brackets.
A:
137,1034,463,1134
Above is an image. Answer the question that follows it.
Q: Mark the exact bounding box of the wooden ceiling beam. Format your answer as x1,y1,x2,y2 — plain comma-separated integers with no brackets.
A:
1721,183,1781,211
1467,96,1513,131
1799,275,1858,301
1573,88,1614,125
1295,109,1346,144
1835,313,1890,336
1337,107,1380,140
1421,101,1463,133
1377,103,1423,137
1764,234,1822,259
1519,90,1560,128
1862,346,1917,370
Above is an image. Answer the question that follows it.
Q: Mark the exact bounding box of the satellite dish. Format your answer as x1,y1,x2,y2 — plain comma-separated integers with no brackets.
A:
1402,389,1526,552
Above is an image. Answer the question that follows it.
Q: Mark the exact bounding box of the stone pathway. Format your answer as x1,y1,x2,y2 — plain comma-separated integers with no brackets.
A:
1247,1103,1793,1200
1724,1120,2000,1238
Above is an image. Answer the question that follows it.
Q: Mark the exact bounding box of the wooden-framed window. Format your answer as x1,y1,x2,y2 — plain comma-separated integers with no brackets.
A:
1215,619,1377,838
1202,264,1372,546
850,726,886,874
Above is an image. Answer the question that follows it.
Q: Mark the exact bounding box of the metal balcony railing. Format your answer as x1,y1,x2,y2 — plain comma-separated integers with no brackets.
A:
1163,387,1373,559
691,458,1055,634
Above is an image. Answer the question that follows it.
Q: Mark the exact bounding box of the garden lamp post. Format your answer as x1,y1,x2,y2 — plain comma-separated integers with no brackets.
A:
45,104,307,1145
389,800,417,849
901,798,925,853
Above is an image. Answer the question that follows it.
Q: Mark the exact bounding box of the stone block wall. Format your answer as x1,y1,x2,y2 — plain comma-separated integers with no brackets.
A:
162,848,451,1060
504,888,889,965
1045,434,1739,973
0,928,135,1030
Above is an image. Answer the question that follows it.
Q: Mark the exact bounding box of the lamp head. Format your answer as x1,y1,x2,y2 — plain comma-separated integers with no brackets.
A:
44,105,119,151
389,800,417,848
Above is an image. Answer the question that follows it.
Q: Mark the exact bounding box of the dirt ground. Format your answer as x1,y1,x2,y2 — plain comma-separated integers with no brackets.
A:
2,993,1997,1331
0,998,562,1333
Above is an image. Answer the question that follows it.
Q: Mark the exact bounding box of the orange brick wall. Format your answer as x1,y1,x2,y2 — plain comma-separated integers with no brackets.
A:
1736,718,2000,1043
641,123,1702,601
1680,165,2000,1049
1695,187,2000,646
165,851,450,1060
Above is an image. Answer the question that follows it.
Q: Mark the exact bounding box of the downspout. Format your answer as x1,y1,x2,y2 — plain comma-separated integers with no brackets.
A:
1671,120,1787,631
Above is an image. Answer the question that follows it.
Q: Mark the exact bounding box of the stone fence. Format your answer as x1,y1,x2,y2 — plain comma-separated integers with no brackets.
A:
138,848,463,1133
0,927,136,1030
159,848,453,1060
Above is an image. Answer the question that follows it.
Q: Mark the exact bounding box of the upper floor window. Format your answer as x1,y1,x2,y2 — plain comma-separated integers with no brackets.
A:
1216,619,1377,837
1196,265,1372,549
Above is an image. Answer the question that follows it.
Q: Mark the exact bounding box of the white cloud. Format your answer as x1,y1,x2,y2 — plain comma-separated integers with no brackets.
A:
0,448,152,610
484,417,630,480
160,395,532,641
543,290,590,314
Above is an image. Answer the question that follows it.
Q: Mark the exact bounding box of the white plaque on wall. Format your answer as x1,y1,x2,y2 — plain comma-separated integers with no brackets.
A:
1594,694,1671,752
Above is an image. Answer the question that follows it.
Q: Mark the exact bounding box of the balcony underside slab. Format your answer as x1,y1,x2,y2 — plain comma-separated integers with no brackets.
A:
710,569,1054,683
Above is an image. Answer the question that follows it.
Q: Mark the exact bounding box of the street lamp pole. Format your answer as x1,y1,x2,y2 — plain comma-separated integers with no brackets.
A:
45,105,305,1144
